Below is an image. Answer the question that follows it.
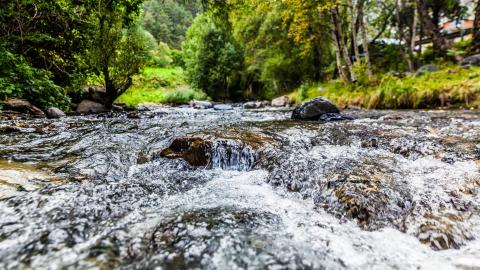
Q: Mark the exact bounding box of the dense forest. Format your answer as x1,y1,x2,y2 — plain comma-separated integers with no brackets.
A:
1,0,480,111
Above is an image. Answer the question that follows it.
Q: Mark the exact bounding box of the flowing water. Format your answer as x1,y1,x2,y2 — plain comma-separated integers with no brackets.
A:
0,108,479,269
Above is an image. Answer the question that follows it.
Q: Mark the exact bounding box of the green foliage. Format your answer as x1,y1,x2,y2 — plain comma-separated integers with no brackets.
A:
142,0,202,49
183,14,243,101
369,42,409,72
116,67,208,106
0,45,70,110
230,0,331,99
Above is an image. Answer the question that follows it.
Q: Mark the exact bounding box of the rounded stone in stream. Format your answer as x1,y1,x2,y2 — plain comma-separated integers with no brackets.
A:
160,137,213,167
292,97,348,121
46,107,66,119
190,100,213,109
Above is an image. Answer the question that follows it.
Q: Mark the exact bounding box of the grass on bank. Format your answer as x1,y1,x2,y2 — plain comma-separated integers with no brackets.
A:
116,67,208,107
289,66,480,109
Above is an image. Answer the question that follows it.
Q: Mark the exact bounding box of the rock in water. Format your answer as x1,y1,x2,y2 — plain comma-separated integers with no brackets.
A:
271,96,290,107
161,137,213,167
243,101,264,109
214,104,233,111
190,100,213,109
2,98,45,117
76,100,108,114
46,107,66,119
292,97,343,121
415,64,439,77
461,54,480,67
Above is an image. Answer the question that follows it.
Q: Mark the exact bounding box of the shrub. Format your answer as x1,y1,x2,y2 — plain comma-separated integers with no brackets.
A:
0,45,70,110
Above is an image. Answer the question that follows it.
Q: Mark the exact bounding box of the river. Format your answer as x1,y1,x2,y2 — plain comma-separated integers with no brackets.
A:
0,108,479,269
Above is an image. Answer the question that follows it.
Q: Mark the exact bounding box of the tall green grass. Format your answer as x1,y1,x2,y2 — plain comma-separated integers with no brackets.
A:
289,66,480,109
116,67,208,106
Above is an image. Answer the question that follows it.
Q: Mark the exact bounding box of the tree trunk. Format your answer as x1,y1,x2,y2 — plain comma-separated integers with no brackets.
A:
408,4,417,72
330,15,349,83
348,0,361,63
416,0,451,55
358,0,373,79
395,0,409,70
473,0,480,53
332,7,356,83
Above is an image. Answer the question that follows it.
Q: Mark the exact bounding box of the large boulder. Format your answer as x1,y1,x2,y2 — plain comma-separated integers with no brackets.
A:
76,100,108,114
271,96,291,107
2,98,45,117
461,54,480,67
415,64,439,77
292,97,342,121
190,100,213,109
46,107,66,119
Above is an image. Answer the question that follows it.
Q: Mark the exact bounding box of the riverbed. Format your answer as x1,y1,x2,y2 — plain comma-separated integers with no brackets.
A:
0,108,479,269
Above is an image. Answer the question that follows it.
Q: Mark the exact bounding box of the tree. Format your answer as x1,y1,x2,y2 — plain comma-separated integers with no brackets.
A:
473,0,480,53
183,14,243,100
87,0,150,106
416,0,464,57
0,0,94,89
142,0,201,49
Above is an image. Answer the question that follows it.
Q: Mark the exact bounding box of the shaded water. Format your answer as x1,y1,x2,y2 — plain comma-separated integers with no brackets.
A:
0,108,479,269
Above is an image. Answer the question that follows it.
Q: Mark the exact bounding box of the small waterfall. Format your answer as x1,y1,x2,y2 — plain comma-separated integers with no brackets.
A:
210,140,261,171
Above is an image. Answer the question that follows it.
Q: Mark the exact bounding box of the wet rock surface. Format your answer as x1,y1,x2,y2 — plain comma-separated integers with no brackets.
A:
76,100,108,114
2,98,45,117
292,97,350,121
0,108,479,269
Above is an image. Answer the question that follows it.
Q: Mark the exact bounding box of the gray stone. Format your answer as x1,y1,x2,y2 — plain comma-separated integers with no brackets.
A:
76,100,108,114
271,96,291,107
243,101,264,109
46,107,66,119
461,54,480,67
190,100,213,109
2,98,45,117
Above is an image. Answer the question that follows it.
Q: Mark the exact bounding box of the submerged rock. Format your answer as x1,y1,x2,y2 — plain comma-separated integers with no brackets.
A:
292,97,350,121
271,96,290,107
2,98,45,117
76,100,108,114
46,107,66,119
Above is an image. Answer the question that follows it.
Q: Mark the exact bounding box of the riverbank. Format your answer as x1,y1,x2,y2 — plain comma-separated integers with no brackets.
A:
288,66,480,109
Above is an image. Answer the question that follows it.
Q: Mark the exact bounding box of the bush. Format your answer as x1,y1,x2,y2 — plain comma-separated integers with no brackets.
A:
0,45,70,110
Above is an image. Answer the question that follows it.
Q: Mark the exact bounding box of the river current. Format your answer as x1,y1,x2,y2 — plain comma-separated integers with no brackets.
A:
0,108,479,269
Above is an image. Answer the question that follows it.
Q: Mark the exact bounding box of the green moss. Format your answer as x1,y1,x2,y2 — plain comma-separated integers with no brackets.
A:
290,67,480,109
116,67,208,106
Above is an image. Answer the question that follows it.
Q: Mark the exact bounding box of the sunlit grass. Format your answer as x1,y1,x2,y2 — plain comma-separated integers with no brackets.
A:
116,67,208,106
289,66,480,109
